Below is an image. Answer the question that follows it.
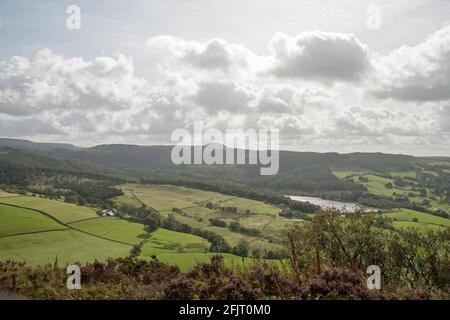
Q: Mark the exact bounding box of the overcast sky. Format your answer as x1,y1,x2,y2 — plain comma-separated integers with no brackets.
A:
0,0,450,156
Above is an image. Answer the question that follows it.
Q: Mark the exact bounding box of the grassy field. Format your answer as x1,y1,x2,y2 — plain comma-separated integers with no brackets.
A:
182,206,218,220
0,230,132,266
0,196,97,223
0,203,67,236
385,208,450,228
333,170,450,213
332,171,410,197
69,217,148,245
120,184,230,211
167,214,208,229
204,226,253,247
389,171,416,179
249,238,284,253
113,190,143,207
239,214,274,230
144,228,210,253
363,174,400,197
0,190,18,198
261,218,300,238
152,252,254,272
120,184,280,216
392,221,446,231
332,171,363,179
213,198,279,215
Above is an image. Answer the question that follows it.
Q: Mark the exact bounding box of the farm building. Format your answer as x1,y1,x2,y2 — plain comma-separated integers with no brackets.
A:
100,209,117,217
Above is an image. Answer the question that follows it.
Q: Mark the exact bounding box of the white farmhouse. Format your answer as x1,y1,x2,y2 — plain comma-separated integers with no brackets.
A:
101,209,117,217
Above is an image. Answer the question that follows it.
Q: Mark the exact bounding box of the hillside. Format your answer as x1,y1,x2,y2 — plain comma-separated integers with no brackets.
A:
1,138,448,214
2,138,445,190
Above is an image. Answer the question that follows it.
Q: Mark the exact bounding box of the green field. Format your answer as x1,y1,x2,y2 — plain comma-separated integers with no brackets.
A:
152,252,253,272
0,230,132,266
239,214,274,230
333,170,450,214
261,218,301,237
169,214,208,229
120,184,280,216
113,190,143,207
0,190,18,198
332,171,363,179
0,196,97,223
392,221,446,231
204,226,253,247
143,228,210,253
213,198,279,215
69,217,148,245
249,238,284,253
389,171,416,179
120,184,230,211
385,208,450,228
0,203,67,236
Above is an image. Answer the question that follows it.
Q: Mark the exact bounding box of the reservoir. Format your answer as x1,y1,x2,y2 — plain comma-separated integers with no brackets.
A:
286,195,375,212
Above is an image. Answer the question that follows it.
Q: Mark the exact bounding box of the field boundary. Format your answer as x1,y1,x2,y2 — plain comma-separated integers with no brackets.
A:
67,216,103,224
0,227,69,239
0,201,135,247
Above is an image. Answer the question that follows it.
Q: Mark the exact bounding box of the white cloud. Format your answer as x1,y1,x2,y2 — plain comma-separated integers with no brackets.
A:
1,26,450,155
147,36,259,77
372,24,450,101
268,31,372,82
0,49,147,117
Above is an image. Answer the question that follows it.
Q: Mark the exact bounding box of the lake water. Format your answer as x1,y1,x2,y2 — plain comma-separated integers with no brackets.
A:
286,195,375,212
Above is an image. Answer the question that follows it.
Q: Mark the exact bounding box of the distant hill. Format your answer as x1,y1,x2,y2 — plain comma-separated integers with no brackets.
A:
0,138,419,171
0,145,119,187
0,138,79,152
1,138,448,194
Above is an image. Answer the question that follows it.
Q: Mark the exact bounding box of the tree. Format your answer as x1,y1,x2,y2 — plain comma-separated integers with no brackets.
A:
228,221,240,232
233,239,249,257
286,208,450,290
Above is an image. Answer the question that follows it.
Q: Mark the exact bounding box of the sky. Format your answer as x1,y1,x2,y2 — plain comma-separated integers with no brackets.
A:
0,0,449,156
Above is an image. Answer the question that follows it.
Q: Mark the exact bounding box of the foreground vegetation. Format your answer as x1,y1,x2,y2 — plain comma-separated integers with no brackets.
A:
1,211,448,300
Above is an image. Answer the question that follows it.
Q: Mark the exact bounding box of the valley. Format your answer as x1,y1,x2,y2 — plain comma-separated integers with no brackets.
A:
0,139,449,299
0,184,290,271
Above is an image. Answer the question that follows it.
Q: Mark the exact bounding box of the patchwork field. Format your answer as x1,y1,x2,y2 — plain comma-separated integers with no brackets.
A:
0,190,258,271
333,170,450,216
115,184,288,254
0,196,97,223
0,180,303,274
